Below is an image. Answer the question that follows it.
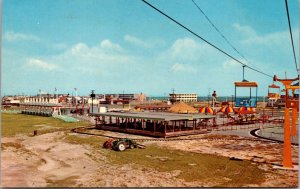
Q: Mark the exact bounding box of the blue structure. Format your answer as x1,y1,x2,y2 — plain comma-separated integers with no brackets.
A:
234,81,258,107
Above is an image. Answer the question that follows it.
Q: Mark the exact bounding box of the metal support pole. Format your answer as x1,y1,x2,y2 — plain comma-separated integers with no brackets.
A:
90,90,95,115
283,107,292,168
243,65,245,81
172,121,175,132
134,118,136,129
234,86,236,106
164,121,167,138
193,120,195,130
122,90,124,109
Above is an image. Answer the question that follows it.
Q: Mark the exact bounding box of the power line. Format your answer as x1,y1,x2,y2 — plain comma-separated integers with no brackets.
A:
285,0,298,72
141,0,273,78
191,0,246,61
191,1,263,73
191,0,262,72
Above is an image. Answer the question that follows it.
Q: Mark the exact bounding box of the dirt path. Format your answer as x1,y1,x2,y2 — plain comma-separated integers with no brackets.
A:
1,132,97,187
1,132,208,187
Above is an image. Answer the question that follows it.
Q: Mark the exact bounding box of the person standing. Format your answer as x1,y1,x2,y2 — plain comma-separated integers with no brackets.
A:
212,91,217,106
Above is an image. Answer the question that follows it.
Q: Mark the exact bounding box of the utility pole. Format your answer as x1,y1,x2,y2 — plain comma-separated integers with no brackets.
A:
90,90,95,114
74,88,78,106
207,88,211,106
39,89,41,103
171,88,176,104
54,87,57,99
74,88,78,114
122,90,125,108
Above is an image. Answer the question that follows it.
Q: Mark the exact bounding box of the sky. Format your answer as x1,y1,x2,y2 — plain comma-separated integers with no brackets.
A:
2,0,299,97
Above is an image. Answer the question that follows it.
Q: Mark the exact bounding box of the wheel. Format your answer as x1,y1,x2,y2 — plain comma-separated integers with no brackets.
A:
129,144,135,149
116,142,126,151
103,140,113,149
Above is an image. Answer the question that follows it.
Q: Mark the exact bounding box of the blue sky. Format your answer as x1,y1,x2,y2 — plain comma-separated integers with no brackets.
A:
2,0,299,97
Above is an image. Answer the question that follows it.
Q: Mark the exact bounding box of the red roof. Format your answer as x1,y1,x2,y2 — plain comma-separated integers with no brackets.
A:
234,82,258,87
268,84,280,88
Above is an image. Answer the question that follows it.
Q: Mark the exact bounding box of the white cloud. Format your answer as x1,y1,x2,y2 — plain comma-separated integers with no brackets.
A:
51,43,68,50
161,37,215,63
170,63,197,73
124,35,150,48
4,31,40,42
71,43,89,55
26,58,59,71
233,23,257,37
100,39,123,51
169,38,201,59
155,37,222,74
124,35,165,49
38,39,140,77
65,40,135,65
233,23,299,47
223,59,240,69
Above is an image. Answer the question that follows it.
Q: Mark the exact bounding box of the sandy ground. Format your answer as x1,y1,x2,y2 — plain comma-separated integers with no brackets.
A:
1,132,206,187
1,130,298,187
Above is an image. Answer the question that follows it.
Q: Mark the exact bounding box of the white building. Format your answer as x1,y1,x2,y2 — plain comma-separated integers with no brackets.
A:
23,96,59,104
169,93,198,103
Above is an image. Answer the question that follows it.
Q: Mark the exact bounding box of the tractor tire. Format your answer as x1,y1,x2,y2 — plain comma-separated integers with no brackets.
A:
116,141,126,151
103,140,113,149
129,144,135,149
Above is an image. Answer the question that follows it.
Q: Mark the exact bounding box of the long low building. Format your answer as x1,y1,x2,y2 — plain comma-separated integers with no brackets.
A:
90,112,215,137
169,93,198,103
19,102,89,116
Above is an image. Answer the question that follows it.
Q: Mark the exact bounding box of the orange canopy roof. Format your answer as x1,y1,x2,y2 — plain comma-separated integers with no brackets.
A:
268,84,280,88
234,81,258,87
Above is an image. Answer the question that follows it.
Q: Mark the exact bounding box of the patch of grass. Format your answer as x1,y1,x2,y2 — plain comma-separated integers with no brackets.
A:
62,134,269,187
63,134,109,163
1,142,23,149
46,176,79,187
1,141,36,156
64,134,107,148
1,113,91,137
106,145,268,187
204,134,241,139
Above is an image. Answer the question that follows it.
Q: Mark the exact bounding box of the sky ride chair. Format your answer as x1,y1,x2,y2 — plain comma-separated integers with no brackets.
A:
234,81,258,108
234,66,258,108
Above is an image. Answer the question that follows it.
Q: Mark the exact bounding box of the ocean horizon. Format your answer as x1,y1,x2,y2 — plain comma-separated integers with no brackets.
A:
149,96,268,102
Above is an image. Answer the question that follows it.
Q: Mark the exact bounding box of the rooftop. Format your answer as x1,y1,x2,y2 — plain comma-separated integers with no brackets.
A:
234,81,258,87
90,111,215,121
